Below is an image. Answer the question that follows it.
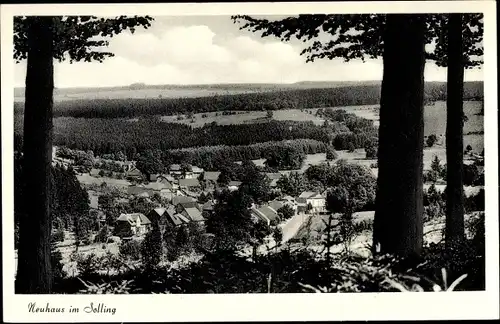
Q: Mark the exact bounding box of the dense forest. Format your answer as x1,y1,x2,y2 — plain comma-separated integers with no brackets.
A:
13,82,483,118
14,154,91,247
14,109,377,164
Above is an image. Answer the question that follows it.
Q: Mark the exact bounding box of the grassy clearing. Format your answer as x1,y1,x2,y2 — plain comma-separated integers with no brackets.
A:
159,109,326,127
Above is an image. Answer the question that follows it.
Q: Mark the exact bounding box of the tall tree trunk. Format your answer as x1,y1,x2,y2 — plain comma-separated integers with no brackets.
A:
445,14,465,246
372,14,426,258
15,17,54,294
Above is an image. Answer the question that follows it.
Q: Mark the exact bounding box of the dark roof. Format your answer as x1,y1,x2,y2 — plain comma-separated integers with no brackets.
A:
179,178,200,188
126,168,143,177
251,206,279,223
171,195,196,205
184,207,205,222
166,212,184,227
176,213,191,224
144,182,171,191
203,171,221,181
127,185,148,195
178,201,200,210
203,201,214,211
170,164,181,171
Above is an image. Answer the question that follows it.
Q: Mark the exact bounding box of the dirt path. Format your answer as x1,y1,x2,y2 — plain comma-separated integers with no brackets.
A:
280,213,311,243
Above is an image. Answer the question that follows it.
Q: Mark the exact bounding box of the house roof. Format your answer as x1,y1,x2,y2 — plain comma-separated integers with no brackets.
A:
184,207,204,222
203,201,214,211
117,213,151,225
149,174,159,181
165,205,176,217
298,191,320,199
179,178,200,188
178,201,200,210
228,181,242,187
251,206,279,223
170,164,181,171
171,195,196,205
144,182,169,191
167,213,184,226
192,166,204,173
90,168,100,176
268,200,284,212
176,213,191,224
203,171,221,181
152,207,166,217
127,185,148,195
269,179,279,187
126,168,143,177
137,192,150,198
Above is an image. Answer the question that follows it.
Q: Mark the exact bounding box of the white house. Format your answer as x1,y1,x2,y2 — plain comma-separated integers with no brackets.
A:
297,191,326,214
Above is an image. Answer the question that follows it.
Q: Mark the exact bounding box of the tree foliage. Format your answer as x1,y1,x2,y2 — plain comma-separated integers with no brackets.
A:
14,16,154,63
231,14,483,67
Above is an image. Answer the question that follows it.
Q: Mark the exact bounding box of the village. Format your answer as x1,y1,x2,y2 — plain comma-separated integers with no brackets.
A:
53,147,328,254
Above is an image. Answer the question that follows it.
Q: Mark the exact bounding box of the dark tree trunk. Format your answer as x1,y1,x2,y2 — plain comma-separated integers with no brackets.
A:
15,17,54,294
445,13,465,246
372,15,426,258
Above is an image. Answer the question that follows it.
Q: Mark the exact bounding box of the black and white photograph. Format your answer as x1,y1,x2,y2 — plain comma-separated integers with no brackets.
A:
2,1,498,322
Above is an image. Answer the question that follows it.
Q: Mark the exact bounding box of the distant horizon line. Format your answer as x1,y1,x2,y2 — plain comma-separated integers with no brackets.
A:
14,79,484,91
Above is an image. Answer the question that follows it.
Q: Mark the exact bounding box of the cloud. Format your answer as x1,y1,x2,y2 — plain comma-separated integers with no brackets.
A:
14,20,483,88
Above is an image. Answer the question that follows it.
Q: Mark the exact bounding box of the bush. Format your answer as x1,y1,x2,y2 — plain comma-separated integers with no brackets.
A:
73,253,102,277
426,134,437,147
119,240,142,261
277,205,295,221
52,228,65,243
325,146,338,161
423,170,439,183
141,227,163,268
424,203,443,222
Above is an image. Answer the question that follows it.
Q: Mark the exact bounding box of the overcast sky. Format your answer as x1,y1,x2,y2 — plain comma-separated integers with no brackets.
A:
14,15,484,88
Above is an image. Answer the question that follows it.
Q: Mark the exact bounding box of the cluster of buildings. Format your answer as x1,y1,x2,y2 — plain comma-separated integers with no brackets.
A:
86,162,328,240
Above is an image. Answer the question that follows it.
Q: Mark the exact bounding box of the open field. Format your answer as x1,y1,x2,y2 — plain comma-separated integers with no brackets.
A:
159,109,326,127
157,101,483,154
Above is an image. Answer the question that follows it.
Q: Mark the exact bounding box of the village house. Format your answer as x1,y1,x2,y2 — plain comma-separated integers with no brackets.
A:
250,205,280,226
123,161,135,172
171,195,196,206
89,168,101,177
178,178,201,190
172,198,205,223
127,184,149,196
147,207,185,231
202,171,221,191
149,174,159,182
114,213,152,238
228,180,242,191
191,166,204,177
169,164,183,178
125,167,143,181
297,191,326,214
144,182,174,198
276,195,299,214
158,175,178,190
202,201,215,215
